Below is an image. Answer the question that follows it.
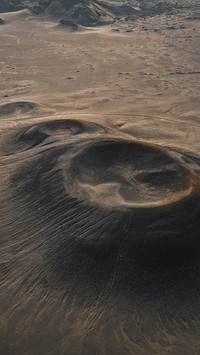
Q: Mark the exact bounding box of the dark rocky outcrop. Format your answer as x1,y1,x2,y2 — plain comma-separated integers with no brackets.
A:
58,19,79,31
0,18,6,24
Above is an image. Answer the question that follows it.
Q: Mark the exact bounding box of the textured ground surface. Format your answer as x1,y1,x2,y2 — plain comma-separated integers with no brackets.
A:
0,2,200,355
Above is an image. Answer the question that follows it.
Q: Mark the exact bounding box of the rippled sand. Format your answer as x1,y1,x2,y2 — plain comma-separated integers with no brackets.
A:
0,8,200,355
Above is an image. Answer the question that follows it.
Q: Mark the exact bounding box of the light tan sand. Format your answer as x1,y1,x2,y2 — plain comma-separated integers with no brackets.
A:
0,10,199,125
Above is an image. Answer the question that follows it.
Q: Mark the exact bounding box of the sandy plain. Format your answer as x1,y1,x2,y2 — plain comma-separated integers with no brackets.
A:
0,4,200,355
0,9,199,132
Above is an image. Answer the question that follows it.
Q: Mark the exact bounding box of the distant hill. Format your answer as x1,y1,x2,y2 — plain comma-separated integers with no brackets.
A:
30,0,200,26
0,0,25,12
1,0,198,23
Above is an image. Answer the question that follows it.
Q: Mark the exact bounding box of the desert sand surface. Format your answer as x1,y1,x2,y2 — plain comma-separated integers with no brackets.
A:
0,2,200,355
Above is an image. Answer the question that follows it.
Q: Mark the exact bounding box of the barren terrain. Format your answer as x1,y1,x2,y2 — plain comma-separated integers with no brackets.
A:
0,2,200,354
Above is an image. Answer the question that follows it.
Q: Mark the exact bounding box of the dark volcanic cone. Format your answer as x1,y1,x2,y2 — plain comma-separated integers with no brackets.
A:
32,0,116,26
3,119,200,261
2,119,200,353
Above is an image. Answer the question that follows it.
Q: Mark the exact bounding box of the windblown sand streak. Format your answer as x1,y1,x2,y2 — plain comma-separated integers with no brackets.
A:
1,118,200,354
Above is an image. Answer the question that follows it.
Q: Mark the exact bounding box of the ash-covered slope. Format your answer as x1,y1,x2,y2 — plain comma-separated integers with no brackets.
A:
0,0,25,13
